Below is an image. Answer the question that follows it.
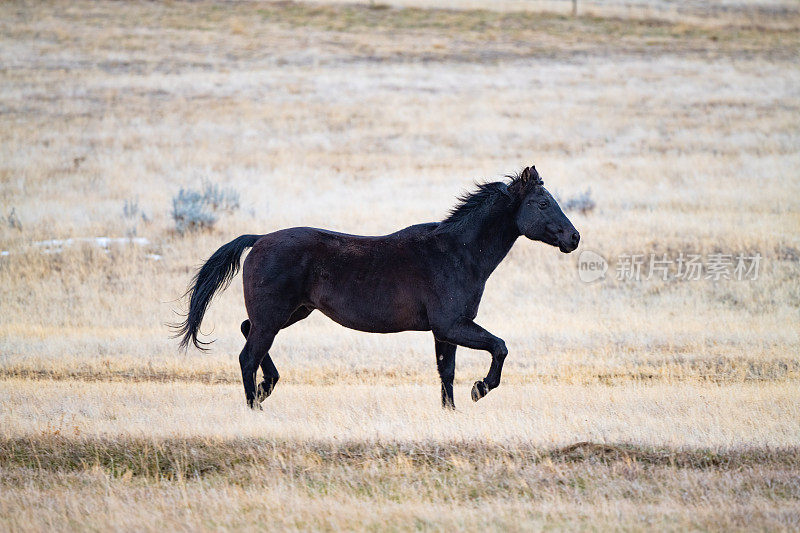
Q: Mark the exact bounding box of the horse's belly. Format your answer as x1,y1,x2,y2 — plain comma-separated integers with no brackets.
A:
313,292,429,334
307,249,430,333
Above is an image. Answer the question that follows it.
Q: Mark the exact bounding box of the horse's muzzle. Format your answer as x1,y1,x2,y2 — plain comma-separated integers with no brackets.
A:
558,230,580,253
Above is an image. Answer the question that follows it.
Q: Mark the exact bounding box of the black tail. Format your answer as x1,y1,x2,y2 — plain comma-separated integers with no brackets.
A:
173,234,261,351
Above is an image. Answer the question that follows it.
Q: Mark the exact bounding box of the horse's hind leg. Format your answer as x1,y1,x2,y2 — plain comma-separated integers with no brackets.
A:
241,318,276,403
239,324,280,410
242,306,314,406
257,355,279,403
257,306,314,401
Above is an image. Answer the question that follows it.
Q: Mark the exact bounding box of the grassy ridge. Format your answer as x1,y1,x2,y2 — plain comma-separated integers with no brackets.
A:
4,436,800,479
3,438,799,531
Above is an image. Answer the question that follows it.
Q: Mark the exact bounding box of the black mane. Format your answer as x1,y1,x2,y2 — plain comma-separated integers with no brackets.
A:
436,169,543,233
436,181,510,232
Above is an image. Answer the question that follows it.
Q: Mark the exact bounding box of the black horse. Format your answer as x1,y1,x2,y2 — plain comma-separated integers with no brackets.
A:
175,166,579,409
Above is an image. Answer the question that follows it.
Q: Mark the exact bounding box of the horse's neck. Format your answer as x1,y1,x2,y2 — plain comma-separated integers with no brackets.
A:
451,210,519,281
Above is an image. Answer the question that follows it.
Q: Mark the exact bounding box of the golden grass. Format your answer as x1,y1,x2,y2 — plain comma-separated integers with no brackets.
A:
1,348,799,385
1,437,799,531
3,463,797,531
1,0,799,530
3,380,799,448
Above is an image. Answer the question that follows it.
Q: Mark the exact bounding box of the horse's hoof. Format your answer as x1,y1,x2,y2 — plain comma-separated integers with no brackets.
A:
471,381,488,402
247,399,263,410
256,381,274,403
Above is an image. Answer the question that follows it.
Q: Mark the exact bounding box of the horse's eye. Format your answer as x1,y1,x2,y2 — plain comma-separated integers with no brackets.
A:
539,200,549,209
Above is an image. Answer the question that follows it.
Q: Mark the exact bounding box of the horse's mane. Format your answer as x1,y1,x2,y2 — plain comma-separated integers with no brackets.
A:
436,181,509,232
436,167,543,233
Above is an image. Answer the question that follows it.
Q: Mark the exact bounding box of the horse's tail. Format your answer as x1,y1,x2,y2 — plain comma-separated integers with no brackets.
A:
174,234,261,351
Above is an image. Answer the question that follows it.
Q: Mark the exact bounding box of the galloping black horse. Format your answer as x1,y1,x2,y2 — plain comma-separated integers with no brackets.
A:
175,166,579,409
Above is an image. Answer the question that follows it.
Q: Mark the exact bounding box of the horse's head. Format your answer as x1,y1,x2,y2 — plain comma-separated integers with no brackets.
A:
512,166,580,253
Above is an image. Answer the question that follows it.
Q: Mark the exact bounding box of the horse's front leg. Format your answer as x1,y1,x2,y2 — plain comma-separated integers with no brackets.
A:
432,316,508,402
434,339,456,409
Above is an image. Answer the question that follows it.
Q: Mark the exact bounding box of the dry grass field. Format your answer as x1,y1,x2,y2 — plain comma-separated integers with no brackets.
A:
1,0,799,530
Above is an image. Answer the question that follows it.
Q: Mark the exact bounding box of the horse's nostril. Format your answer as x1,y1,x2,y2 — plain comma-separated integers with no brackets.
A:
571,232,580,246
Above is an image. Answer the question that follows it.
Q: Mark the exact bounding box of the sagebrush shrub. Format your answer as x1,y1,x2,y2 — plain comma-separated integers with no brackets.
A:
562,188,596,215
171,182,240,235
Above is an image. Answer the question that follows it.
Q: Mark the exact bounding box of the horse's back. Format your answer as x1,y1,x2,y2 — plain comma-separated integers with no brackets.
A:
243,225,438,332
247,223,437,263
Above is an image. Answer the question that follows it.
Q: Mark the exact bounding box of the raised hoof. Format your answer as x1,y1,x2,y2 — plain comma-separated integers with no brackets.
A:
256,381,275,403
471,381,488,402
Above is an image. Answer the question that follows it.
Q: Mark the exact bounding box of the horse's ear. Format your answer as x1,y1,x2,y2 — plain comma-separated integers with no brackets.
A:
520,166,531,182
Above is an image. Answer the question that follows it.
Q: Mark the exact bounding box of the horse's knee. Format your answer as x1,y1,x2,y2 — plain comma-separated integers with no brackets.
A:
494,338,508,359
240,319,251,338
